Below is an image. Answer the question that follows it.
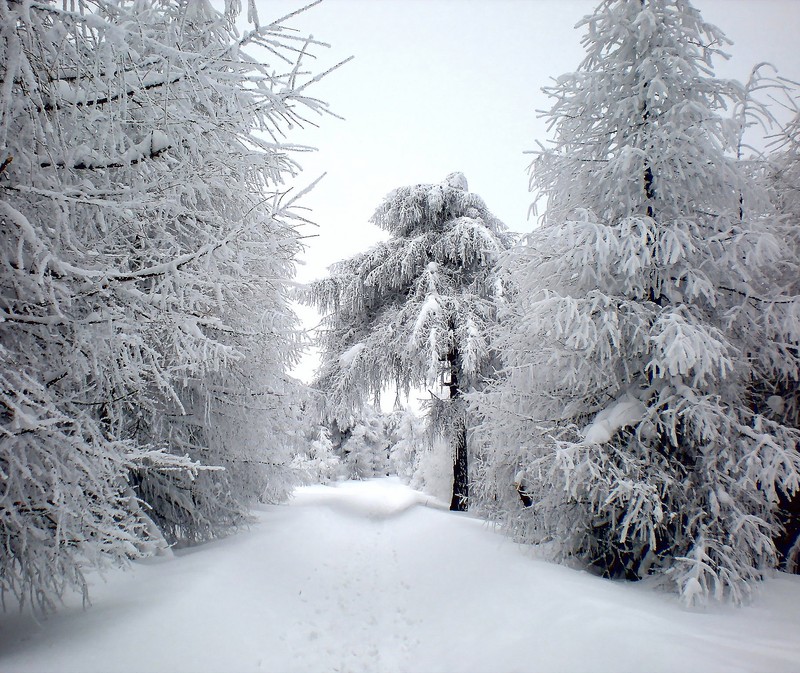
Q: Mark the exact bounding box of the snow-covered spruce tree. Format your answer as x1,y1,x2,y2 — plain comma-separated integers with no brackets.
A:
476,0,800,604
306,174,512,510
760,106,800,427
0,0,334,610
339,405,390,480
728,72,800,572
386,408,429,482
291,425,343,485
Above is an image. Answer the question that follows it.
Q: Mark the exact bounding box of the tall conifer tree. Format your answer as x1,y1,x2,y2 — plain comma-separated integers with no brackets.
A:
0,0,334,611
307,173,511,510
477,0,800,604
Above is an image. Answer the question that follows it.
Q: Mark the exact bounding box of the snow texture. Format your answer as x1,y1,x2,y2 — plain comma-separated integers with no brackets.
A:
339,342,366,368
582,393,647,445
0,479,798,673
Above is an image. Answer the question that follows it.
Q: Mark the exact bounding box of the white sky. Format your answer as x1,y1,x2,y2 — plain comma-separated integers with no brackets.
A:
258,0,800,383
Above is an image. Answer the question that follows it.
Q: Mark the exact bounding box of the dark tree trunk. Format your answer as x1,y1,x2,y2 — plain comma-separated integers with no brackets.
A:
641,98,663,308
450,419,468,511
447,347,468,511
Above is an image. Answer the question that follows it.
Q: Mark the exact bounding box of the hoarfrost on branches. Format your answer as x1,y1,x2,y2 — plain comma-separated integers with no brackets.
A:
0,0,339,612
475,0,800,605
305,173,513,510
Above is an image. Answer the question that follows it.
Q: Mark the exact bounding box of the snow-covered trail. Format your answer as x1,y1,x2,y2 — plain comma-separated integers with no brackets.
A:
1,478,799,673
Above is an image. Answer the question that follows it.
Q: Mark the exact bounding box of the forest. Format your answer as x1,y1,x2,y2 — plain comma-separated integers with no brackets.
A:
1,0,799,642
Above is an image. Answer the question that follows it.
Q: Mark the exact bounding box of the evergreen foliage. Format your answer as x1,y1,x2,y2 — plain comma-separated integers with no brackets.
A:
476,0,800,604
305,173,512,509
387,408,430,482
340,405,391,480
292,425,343,485
0,0,334,611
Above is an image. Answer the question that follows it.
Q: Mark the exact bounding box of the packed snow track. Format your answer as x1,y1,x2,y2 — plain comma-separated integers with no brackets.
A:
1,478,798,673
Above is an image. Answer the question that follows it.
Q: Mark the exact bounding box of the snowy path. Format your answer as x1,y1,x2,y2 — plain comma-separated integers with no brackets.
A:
1,478,799,673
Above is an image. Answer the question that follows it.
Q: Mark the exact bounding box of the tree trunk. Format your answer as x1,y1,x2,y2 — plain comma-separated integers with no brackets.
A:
447,347,468,511
450,419,468,511
641,97,663,308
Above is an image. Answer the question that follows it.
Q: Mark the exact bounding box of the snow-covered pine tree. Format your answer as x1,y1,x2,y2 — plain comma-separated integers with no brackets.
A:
0,0,336,611
306,173,512,510
386,408,429,482
340,405,390,480
292,424,343,485
759,105,800,428
476,0,800,604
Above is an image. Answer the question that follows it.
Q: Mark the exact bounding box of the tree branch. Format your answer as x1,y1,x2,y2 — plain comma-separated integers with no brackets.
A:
40,144,171,170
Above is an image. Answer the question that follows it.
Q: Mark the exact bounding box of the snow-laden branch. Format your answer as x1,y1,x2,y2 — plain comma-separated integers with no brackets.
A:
39,131,172,170
1,0,333,612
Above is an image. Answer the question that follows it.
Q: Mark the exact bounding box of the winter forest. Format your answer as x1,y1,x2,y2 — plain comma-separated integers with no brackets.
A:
1,0,800,671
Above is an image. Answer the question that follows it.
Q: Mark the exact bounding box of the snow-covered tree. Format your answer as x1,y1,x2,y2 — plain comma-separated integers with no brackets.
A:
386,408,429,481
760,105,800,421
292,425,343,485
306,173,512,510
476,0,800,604
384,408,454,502
340,405,390,480
0,0,337,611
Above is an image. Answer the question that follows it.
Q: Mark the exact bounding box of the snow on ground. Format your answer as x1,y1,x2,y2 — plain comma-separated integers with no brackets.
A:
1,478,799,673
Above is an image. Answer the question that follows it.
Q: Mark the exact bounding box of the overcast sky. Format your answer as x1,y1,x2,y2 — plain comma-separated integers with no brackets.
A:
258,0,800,382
